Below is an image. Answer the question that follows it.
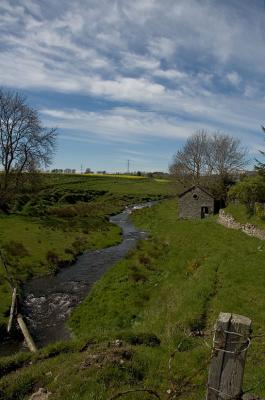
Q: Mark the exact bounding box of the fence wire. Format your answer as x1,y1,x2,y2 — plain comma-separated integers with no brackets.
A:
108,327,265,400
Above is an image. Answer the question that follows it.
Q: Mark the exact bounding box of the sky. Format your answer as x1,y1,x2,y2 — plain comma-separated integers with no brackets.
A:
0,0,265,172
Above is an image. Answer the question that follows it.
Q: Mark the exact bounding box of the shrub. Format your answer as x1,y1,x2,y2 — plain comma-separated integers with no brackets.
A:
49,206,76,218
129,270,148,283
46,250,59,265
255,203,265,219
71,236,88,254
228,175,265,215
138,254,151,266
2,241,29,257
65,248,74,255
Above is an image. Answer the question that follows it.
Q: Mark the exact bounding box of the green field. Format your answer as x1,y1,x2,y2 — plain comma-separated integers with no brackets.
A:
1,198,265,400
0,174,175,332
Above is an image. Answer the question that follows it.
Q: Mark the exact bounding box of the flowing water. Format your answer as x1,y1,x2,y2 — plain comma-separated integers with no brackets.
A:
0,202,155,356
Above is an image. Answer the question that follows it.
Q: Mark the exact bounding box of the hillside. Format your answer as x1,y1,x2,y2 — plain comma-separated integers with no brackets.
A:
0,174,175,335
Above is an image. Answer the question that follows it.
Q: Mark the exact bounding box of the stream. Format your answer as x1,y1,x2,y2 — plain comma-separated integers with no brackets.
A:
0,202,155,356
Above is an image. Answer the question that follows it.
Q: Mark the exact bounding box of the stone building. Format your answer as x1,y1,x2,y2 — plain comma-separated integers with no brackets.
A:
178,185,216,219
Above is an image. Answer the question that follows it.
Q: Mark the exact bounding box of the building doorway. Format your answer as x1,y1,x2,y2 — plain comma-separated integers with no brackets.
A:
201,207,209,218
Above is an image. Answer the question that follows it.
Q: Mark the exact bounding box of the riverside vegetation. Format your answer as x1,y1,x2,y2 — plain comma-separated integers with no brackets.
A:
1,195,265,399
0,174,174,335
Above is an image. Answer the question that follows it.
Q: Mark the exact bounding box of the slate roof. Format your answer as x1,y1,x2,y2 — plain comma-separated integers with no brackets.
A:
178,185,215,199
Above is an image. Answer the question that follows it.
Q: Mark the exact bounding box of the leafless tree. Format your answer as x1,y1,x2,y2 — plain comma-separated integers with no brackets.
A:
0,89,57,191
170,130,209,185
170,130,248,191
208,133,248,178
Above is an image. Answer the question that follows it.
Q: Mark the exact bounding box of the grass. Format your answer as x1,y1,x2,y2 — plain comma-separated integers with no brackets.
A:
0,174,175,332
225,203,265,229
1,199,265,399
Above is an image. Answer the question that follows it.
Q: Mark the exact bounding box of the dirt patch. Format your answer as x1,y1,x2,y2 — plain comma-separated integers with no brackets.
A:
80,346,133,370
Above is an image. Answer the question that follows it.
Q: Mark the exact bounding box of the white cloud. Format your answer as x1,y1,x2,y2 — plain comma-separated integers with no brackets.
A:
89,77,165,102
0,0,265,159
226,72,241,87
154,68,187,80
148,37,176,58
121,52,160,71
41,107,195,143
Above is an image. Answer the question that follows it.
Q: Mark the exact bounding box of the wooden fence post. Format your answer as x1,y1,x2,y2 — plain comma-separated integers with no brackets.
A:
7,287,17,333
17,314,38,353
206,312,252,400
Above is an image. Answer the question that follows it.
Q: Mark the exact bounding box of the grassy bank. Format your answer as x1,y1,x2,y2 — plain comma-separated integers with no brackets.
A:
226,203,265,229
0,174,174,331
1,199,265,399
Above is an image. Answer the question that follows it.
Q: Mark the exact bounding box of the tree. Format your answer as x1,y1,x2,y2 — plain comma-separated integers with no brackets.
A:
228,175,265,215
0,89,57,191
169,130,209,185
255,125,265,175
208,133,247,178
170,130,248,201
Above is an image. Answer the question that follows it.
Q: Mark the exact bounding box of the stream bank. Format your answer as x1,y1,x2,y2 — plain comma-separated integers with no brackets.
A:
0,202,156,357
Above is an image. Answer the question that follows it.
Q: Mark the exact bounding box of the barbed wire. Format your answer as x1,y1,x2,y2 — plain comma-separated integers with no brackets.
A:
108,326,265,400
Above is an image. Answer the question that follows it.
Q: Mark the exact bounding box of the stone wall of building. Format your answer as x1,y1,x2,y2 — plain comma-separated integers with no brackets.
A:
218,209,265,240
179,187,214,219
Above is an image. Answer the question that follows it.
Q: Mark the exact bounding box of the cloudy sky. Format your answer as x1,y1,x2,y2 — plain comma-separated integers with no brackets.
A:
1,0,265,172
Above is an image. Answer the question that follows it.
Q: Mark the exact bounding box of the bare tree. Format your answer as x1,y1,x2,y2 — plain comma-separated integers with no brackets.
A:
209,133,248,178
0,89,57,191
170,130,209,185
170,130,248,197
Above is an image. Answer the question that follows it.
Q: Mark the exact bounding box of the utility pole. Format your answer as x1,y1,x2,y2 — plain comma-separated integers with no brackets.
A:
127,159,131,174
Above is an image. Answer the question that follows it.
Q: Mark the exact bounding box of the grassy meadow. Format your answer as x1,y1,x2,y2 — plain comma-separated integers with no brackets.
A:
1,198,265,399
0,174,175,332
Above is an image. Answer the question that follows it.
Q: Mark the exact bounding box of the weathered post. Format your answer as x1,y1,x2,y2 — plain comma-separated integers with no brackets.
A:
7,287,17,333
17,314,37,353
206,312,252,400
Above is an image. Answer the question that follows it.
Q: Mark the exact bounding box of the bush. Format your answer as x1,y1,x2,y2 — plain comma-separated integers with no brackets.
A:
46,250,59,265
129,266,148,283
48,206,76,218
255,203,265,219
228,175,265,215
2,241,29,257
65,248,74,255
71,236,88,254
138,254,151,266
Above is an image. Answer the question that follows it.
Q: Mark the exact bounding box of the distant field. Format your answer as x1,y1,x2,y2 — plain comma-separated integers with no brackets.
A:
1,199,265,399
0,174,175,331
83,173,146,179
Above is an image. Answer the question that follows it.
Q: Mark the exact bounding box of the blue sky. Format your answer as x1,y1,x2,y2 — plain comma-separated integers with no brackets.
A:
1,0,265,172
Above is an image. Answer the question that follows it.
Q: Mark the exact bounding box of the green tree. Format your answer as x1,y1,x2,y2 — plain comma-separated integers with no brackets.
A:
228,175,265,215
255,125,265,176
